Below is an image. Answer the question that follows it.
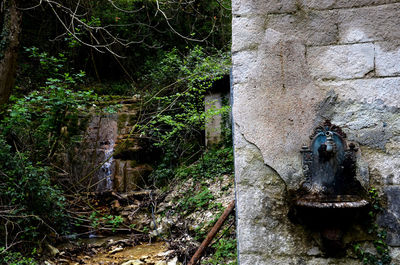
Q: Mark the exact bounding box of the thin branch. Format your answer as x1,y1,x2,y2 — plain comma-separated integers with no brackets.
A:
215,0,231,11
107,0,144,13
155,0,216,43
16,0,43,11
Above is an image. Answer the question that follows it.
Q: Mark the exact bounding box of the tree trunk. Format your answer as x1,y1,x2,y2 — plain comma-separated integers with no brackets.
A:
0,0,21,104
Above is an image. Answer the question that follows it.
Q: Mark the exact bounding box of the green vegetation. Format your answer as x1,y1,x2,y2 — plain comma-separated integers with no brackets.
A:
89,212,124,233
353,188,391,265
142,46,231,185
0,47,104,259
0,0,232,263
176,146,234,180
0,135,66,251
0,250,38,265
204,238,237,265
167,146,234,217
159,145,235,264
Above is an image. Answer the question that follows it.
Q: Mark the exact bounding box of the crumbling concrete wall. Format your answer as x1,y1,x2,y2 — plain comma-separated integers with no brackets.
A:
232,1,400,264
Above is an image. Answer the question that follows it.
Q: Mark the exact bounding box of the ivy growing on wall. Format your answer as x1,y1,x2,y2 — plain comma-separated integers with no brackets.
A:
353,188,391,265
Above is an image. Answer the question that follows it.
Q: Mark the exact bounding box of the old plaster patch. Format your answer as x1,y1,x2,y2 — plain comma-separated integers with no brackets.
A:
232,29,324,189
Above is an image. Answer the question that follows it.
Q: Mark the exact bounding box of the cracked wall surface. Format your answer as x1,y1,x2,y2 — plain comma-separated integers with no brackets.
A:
232,0,400,264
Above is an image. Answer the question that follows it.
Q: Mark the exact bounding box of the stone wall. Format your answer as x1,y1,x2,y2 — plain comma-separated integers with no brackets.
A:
68,98,153,193
232,1,400,264
113,99,154,192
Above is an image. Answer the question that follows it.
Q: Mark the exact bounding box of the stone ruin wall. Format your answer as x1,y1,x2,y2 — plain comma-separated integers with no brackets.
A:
232,0,400,264
64,99,153,193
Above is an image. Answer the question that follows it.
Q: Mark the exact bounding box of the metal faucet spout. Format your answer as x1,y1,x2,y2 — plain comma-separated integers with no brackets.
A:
325,131,336,153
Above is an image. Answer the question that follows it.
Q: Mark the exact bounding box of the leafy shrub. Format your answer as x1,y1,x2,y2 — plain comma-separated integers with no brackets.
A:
175,146,234,180
205,238,237,265
141,46,231,184
0,249,38,265
91,81,136,96
2,47,98,161
0,48,100,254
178,187,214,213
89,212,124,233
0,135,67,252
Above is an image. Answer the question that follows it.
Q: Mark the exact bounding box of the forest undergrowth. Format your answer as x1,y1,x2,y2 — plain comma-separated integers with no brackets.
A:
0,3,233,262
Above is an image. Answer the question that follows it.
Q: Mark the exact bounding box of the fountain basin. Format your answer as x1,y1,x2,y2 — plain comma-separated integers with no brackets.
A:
292,194,369,228
295,195,369,209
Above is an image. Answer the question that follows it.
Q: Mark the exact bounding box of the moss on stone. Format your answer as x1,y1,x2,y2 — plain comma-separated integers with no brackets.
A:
129,160,138,168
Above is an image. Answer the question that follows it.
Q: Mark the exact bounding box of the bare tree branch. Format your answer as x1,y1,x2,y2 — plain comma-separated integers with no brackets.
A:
155,0,216,42
108,0,144,13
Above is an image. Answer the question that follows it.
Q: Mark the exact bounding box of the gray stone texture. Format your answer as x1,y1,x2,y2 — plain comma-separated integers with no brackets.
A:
307,44,375,80
231,50,258,84
326,100,400,186
233,0,400,262
338,3,400,43
378,186,400,246
318,78,400,108
389,247,400,264
232,16,265,52
233,29,325,188
234,128,312,261
267,10,339,46
375,42,400,76
301,0,400,10
232,0,298,15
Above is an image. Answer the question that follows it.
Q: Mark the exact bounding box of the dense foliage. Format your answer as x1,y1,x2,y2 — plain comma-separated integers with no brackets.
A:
18,0,231,82
0,135,65,256
0,0,232,263
0,47,103,262
140,46,230,185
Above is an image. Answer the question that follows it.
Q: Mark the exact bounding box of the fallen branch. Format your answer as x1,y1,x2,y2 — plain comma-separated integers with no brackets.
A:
188,200,235,265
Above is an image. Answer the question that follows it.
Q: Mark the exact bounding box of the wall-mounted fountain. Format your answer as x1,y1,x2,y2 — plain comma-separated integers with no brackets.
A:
290,120,369,253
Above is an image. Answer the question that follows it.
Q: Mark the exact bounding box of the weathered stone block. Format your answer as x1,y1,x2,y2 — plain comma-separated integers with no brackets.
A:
301,0,400,10
307,43,374,80
338,3,400,43
318,78,400,108
232,16,265,52
266,10,338,46
378,186,400,246
375,42,400,77
390,247,400,264
113,159,127,192
306,258,361,264
232,0,298,16
231,50,258,84
236,186,281,223
240,255,360,265
360,148,400,186
239,254,277,265
205,93,223,146
125,164,152,191
238,221,306,255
